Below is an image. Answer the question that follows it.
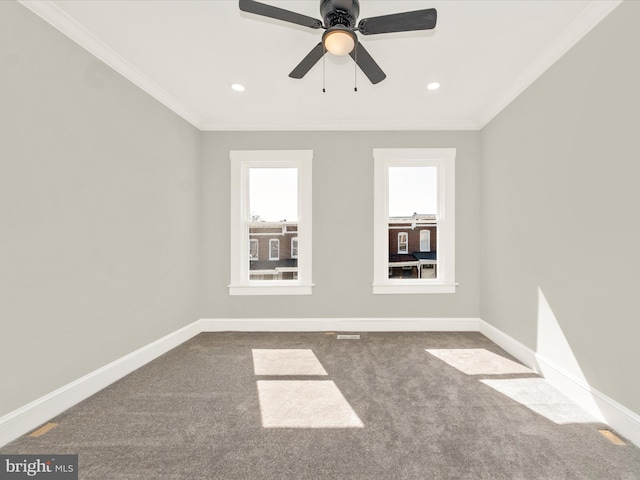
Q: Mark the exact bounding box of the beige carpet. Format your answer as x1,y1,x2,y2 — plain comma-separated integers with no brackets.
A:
2,331,639,479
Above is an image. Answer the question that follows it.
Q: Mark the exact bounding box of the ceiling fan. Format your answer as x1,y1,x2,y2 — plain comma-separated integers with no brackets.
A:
239,0,437,84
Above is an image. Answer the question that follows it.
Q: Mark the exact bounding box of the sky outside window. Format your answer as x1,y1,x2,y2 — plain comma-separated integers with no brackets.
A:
388,166,437,217
249,168,298,222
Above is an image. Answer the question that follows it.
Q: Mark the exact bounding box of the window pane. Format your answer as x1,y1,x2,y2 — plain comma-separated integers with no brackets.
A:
249,168,298,222
269,239,279,260
398,233,408,254
250,239,259,260
420,230,430,252
388,167,438,280
249,167,298,281
388,167,436,217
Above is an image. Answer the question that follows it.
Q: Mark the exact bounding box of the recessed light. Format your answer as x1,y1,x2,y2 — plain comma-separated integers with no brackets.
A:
230,83,245,92
427,82,440,91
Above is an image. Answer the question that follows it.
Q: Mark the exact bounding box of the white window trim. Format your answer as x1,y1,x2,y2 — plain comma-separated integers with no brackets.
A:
373,148,456,294
398,232,408,254
229,150,313,296
269,239,280,260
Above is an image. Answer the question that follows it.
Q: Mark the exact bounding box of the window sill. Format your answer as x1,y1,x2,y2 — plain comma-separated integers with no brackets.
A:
228,283,314,296
372,282,457,295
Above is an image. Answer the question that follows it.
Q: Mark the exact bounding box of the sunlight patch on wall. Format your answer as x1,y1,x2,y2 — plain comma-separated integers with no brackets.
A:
252,349,328,376
536,287,604,420
481,378,597,424
257,380,364,428
536,287,587,384
426,348,534,375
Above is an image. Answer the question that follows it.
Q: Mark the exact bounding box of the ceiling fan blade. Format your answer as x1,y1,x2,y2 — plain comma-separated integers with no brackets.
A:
357,8,437,35
289,43,326,79
349,42,386,84
239,0,323,29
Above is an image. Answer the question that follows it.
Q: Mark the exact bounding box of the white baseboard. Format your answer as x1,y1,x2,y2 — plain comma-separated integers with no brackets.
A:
534,355,640,447
478,320,540,372
479,319,640,447
199,317,481,332
2,317,638,449
0,320,202,448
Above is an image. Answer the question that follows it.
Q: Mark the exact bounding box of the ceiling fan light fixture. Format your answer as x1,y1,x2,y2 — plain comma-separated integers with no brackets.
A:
323,28,356,56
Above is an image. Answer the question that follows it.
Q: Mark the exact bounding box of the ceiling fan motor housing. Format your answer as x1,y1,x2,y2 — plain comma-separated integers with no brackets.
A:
320,0,360,28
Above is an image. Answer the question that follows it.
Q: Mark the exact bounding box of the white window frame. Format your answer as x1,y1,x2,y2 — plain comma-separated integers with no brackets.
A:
269,239,280,260
229,150,313,295
291,237,298,259
397,232,408,254
373,148,456,294
250,239,259,261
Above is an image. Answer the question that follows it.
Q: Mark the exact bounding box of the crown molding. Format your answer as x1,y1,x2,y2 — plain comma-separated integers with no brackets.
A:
18,0,203,129
199,119,482,131
478,0,623,129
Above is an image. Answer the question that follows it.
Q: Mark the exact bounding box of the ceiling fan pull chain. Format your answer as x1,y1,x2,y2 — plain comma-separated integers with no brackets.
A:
354,41,358,92
322,43,327,93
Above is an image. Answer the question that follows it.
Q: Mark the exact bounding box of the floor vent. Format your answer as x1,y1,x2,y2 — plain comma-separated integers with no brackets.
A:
29,422,58,438
599,429,626,445
337,334,360,340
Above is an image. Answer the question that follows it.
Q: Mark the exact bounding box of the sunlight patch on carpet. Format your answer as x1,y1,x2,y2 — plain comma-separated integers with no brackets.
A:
28,422,58,437
257,380,364,428
481,378,598,424
252,349,328,376
599,429,626,445
426,348,534,375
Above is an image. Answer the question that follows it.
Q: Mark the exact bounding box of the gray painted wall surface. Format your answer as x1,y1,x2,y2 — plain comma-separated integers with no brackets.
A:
481,1,640,413
201,131,481,319
7,0,637,430
0,2,201,417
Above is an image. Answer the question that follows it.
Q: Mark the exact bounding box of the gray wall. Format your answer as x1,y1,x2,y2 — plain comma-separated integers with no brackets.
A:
0,2,201,417
202,131,481,319
10,0,635,428
480,1,640,413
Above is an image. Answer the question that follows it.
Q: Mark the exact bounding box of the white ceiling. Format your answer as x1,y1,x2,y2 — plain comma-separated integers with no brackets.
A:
21,0,620,131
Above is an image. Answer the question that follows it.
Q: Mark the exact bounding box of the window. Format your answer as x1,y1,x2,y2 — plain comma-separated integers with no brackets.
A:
229,150,313,295
269,239,279,260
420,230,431,252
373,148,456,294
398,232,408,254
250,239,259,260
